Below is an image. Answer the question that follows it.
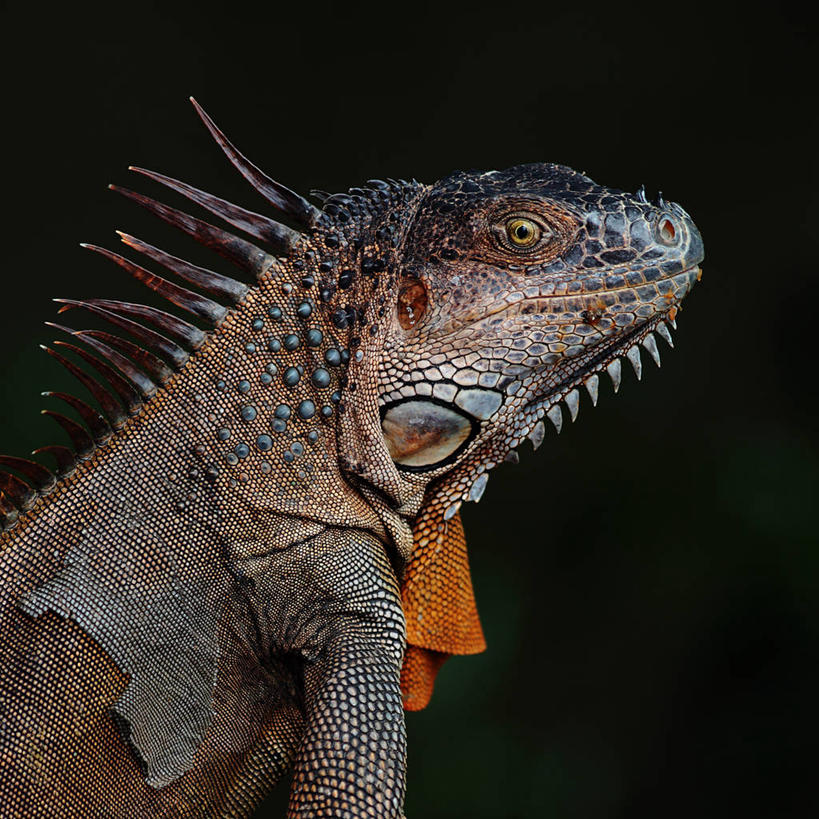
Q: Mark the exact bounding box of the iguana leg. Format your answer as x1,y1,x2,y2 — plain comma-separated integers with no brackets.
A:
249,530,407,818
289,620,406,817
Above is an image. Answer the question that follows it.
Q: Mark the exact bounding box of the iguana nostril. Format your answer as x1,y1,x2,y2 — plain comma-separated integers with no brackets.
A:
657,216,678,245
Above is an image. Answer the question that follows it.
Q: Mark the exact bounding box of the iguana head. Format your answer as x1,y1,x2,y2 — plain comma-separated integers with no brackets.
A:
377,163,703,497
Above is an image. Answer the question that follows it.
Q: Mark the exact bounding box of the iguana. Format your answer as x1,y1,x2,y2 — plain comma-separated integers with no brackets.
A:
0,98,703,818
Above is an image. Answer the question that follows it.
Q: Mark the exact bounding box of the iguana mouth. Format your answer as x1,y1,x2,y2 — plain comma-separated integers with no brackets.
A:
520,264,702,438
469,263,701,332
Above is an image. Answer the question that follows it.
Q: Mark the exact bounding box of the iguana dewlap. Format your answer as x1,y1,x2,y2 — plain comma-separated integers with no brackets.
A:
0,99,703,817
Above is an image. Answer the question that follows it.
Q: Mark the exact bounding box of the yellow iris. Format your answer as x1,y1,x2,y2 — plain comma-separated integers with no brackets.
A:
506,217,539,247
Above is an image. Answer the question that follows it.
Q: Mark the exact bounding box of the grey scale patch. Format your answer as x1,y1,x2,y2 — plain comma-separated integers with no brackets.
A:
454,389,503,420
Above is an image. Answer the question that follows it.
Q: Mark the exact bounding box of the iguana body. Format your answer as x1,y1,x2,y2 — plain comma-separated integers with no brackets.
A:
0,100,703,817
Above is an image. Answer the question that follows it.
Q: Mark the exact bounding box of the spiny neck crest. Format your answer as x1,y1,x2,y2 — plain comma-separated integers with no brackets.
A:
0,99,426,531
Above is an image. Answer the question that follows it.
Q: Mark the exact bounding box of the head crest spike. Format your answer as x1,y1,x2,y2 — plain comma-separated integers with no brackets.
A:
189,97,321,228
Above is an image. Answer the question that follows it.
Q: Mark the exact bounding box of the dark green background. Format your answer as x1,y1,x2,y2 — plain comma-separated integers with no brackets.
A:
3,1,816,816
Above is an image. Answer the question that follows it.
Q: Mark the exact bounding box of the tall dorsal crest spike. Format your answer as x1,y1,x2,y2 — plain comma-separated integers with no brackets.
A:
80,243,227,326
40,410,95,458
31,445,75,475
109,186,277,277
127,167,303,253
0,455,55,493
189,97,322,229
54,297,188,368
50,339,143,416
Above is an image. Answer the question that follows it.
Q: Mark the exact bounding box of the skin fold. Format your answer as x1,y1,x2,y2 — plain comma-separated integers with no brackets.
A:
0,100,703,817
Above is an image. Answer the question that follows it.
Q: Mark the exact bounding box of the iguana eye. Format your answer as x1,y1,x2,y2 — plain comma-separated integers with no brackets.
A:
506,217,539,247
494,213,555,254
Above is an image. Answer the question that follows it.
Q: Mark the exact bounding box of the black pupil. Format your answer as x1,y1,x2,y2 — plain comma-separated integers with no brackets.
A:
515,224,530,240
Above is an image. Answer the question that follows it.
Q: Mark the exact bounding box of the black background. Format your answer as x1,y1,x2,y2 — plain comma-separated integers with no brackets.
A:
2,1,817,817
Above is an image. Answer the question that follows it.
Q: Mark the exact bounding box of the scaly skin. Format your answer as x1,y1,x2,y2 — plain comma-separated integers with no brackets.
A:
0,101,703,818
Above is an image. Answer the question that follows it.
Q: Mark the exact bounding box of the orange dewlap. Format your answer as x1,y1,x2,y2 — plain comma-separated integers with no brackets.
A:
400,645,448,711
399,507,486,710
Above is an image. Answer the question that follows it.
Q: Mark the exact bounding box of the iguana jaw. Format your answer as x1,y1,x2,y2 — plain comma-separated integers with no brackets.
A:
511,262,703,422
475,261,702,454
522,304,682,435
374,257,701,512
